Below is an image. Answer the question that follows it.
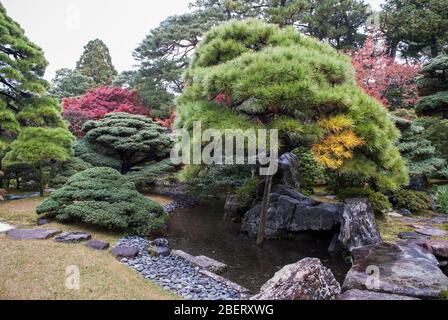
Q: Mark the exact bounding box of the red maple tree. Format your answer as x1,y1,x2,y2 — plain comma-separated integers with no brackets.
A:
63,87,149,136
155,110,176,129
348,32,420,108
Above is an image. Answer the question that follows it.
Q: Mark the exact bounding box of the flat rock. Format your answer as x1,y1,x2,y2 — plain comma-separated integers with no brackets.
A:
398,232,430,240
337,289,419,300
342,242,448,298
37,218,49,226
172,250,228,274
111,246,138,259
386,212,403,218
85,240,110,250
338,198,382,252
0,222,14,233
414,240,448,259
6,228,61,240
54,232,92,243
252,258,341,300
415,226,447,238
194,256,228,274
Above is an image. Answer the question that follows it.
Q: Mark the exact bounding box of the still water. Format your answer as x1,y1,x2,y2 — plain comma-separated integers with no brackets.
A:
164,199,351,293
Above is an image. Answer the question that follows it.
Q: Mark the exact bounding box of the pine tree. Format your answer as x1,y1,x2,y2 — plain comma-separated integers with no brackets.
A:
49,68,95,100
176,19,408,191
1,4,74,194
415,50,448,118
82,113,172,174
392,110,445,189
380,0,448,59
4,127,74,196
76,39,117,86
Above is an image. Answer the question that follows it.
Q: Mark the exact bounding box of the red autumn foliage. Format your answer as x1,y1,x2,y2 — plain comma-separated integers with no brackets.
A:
63,87,149,136
155,110,176,129
348,32,420,108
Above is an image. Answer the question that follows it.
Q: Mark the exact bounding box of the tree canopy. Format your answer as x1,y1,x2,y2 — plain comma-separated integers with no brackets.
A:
63,86,149,136
415,51,448,118
76,39,117,86
176,19,408,191
82,113,173,174
49,68,95,100
380,0,448,59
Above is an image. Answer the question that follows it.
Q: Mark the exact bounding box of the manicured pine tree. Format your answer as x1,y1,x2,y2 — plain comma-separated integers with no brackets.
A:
82,113,172,174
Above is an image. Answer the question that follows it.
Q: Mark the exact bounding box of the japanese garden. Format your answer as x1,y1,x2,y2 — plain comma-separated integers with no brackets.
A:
1,0,448,302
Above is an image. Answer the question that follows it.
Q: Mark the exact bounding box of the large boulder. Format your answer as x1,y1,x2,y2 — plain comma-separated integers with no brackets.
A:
275,152,300,188
338,199,382,252
241,185,342,239
342,242,448,298
414,240,448,259
252,258,341,300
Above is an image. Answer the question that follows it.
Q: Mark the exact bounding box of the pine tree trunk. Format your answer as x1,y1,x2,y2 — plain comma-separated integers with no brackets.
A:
257,175,273,246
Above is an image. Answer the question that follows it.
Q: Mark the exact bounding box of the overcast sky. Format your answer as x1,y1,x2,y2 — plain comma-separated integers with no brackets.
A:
2,0,385,80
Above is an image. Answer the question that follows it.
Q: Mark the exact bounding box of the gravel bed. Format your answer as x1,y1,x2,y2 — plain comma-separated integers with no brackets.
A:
116,236,246,300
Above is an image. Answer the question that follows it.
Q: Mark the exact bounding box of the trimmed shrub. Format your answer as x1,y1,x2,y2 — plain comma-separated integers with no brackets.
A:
292,147,328,189
395,189,433,213
49,157,92,188
125,159,178,190
435,185,448,214
337,187,391,216
37,167,167,235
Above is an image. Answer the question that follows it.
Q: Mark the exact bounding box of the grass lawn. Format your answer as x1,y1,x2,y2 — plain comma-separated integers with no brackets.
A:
0,197,177,300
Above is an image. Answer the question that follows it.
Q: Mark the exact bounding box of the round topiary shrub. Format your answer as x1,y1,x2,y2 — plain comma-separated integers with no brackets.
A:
36,167,167,235
395,189,433,213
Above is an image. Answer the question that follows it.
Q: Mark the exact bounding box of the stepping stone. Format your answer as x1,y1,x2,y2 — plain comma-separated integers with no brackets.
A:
337,289,419,300
54,232,92,243
415,227,447,238
415,240,448,259
0,222,14,233
37,218,49,226
398,232,430,240
194,256,228,274
85,240,110,250
111,246,138,259
6,228,61,240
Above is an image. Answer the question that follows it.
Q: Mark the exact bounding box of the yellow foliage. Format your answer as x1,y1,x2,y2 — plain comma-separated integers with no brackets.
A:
312,129,364,169
319,115,354,133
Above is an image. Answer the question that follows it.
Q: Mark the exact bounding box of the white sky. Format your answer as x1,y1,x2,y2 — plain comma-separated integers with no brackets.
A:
1,0,385,80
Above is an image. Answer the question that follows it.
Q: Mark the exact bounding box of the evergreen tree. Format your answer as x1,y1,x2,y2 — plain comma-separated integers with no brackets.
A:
392,110,445,189
76,39,117,86
1,4,74,194
304,0,370,49
4,127,74,196
176,19,408,191
415,51,448,118
49,68,95,100
82,113,172,174
0,3,48,114
380,0,448,59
